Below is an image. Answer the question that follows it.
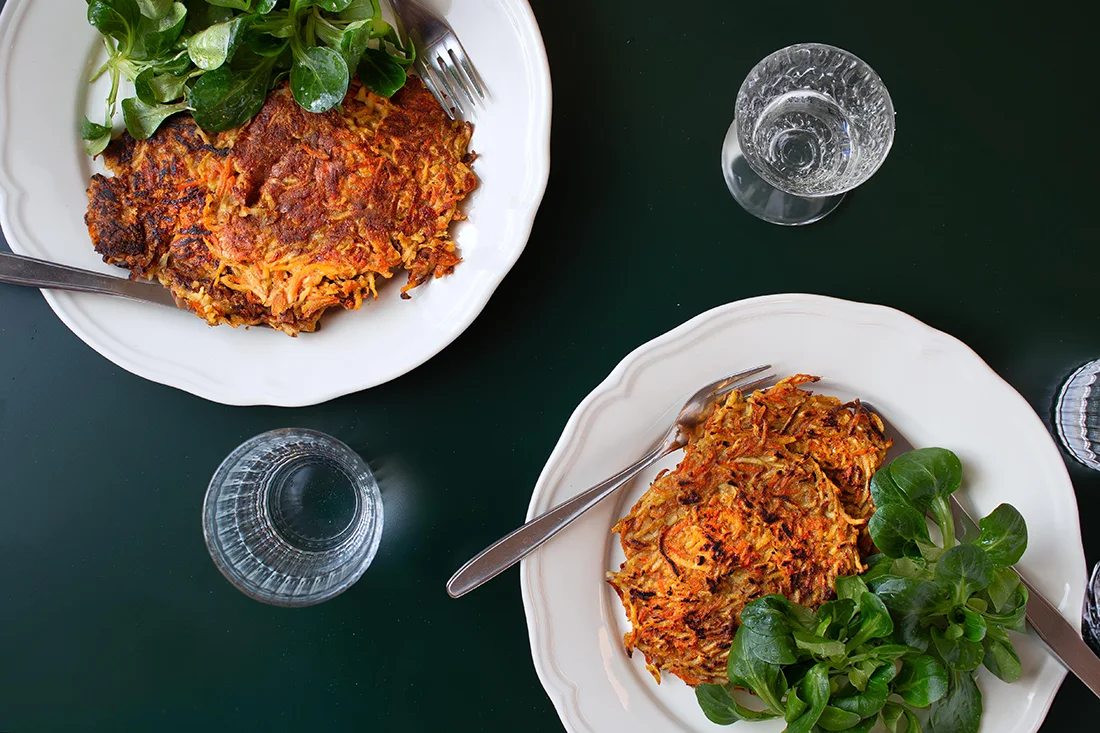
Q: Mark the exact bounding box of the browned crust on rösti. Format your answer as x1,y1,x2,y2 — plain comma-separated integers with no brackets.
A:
85,77,476,335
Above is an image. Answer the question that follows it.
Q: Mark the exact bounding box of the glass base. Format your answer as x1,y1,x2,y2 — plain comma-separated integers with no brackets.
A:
721,118,845,226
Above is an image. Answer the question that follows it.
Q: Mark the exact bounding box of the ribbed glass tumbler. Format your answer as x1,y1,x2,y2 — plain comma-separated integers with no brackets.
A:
1056,359,1100,471
203,428,383,607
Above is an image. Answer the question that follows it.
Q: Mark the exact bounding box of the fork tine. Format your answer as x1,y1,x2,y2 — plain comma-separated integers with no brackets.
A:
693,364,770,401
716,364,771,389
415,59,453,120
436,52,478,113
428,54,466,118
714,373,775,400
423,57,463,118
447,46,486,102
462,53,489,101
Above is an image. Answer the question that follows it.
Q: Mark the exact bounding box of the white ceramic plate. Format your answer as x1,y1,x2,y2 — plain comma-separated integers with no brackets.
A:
520,294,1084,733
0,0,550,406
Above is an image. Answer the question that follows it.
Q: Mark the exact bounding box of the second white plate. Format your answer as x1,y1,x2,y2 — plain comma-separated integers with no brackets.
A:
520,293,1084,733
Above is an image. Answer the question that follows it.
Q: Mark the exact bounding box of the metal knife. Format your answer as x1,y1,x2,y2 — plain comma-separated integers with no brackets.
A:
0,251,178,308
949,495,1100,698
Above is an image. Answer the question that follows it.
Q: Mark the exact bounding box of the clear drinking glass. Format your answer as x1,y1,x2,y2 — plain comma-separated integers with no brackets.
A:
1057,361,1100,652
1055,359,1100,471
202,428,383,607
1084,560,1100,655
721,43,895,225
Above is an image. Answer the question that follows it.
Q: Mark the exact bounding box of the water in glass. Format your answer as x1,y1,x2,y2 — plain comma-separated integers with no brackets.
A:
749,91,854,196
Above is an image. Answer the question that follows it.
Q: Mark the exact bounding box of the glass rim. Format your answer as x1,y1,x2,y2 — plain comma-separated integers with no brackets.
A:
735,42,896,197
202,427,384,607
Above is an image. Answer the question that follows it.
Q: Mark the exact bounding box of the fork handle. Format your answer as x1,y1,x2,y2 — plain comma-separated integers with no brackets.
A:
0,251,177,307
446,441,675,598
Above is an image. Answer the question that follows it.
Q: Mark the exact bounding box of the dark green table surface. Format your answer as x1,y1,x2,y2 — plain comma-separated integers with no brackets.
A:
2,1,1098,730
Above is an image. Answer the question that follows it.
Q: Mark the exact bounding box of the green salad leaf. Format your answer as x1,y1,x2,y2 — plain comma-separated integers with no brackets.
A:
134,66,196,105
290,45,349,112
188,55,274,132
696,684,778,725
336,19,374,73
338,0,381,21
784,663,830,733
929,670,982,733
121,96,188,139
83,0,415,146
88,0,142,48
138,2,188,57
982,627,1022,683
976,504,1028,567
358,46,407,97
315,0,357,11
986,566,1022,612
187,16,244,69
894,654,949,707
936,544,994,601
137,0,176,18
206,0,253,10
889,448,963,513
81,117,113,156
869,502,932,559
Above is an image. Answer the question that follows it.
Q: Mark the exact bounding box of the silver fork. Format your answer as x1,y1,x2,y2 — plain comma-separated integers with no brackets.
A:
446,364,776,598
389,0,488,120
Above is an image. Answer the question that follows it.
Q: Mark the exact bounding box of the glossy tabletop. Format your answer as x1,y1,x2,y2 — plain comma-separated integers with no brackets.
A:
1,0,1098,730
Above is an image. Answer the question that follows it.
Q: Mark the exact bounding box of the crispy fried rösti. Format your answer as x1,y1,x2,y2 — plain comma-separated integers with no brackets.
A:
85,78,476,335
607,375,891,686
